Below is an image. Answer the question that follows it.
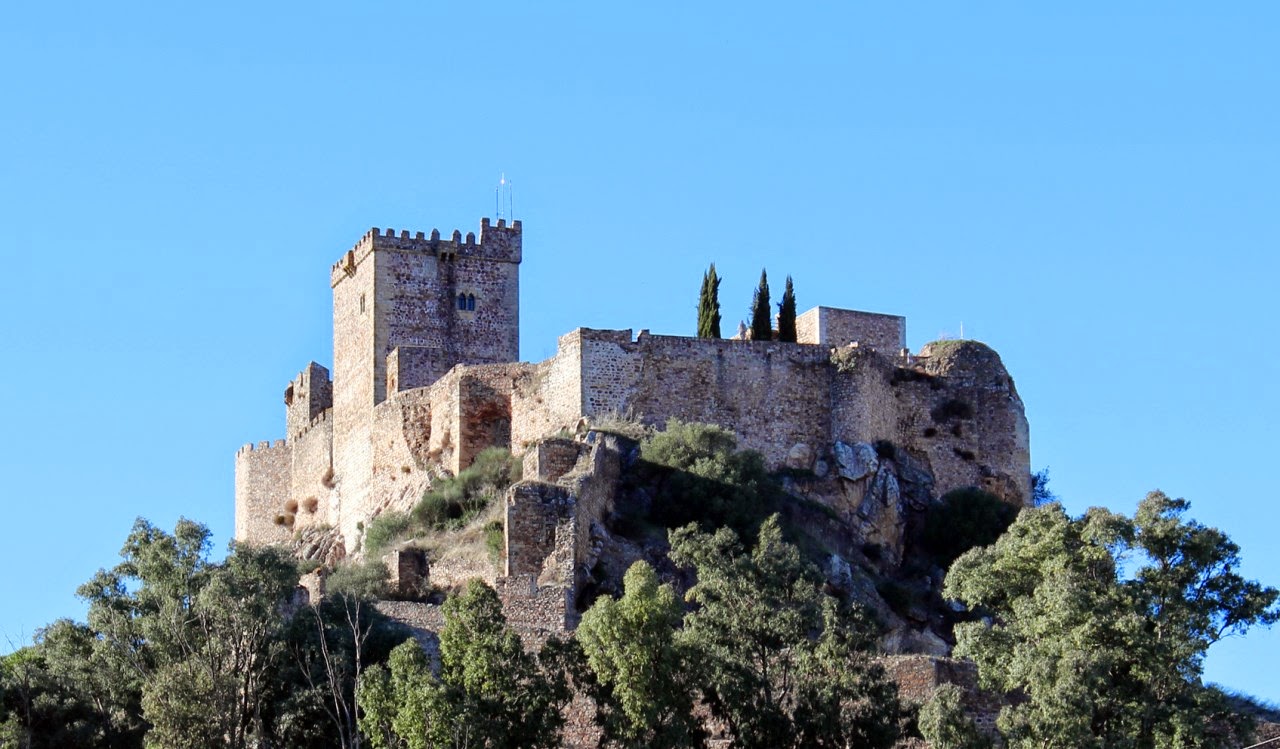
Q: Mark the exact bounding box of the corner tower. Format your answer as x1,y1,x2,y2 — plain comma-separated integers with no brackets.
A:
329,218,521,542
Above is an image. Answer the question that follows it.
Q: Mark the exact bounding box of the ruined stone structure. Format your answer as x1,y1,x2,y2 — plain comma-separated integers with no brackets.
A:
235,217,1031,628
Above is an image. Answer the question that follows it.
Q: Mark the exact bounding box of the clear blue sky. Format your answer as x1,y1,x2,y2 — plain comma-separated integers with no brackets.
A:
2,2,1277,702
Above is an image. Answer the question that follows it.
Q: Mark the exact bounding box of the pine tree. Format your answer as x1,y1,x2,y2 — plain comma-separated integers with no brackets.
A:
776,276,797,343
697,264,722,339
749,269,772,341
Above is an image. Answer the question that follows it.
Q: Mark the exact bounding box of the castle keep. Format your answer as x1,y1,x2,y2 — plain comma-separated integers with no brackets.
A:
236,218,1031,627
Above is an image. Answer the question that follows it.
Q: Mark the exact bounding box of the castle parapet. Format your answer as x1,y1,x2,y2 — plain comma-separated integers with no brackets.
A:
331,218,521,286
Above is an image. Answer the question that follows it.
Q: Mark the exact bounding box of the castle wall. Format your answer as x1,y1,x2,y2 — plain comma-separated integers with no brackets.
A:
510,331,584,451
234,440,293,546
332,231,379,553
830,348,900,446
288,411,334,531
285,363,333,438
574,330,835,467
795,306,906,352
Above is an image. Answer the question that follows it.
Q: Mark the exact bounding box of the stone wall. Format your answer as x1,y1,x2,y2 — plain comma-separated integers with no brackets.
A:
509,330,584,451
882,655,1002,738
285,362,332,439
796,306,906,352
288,412,334,532
574,329,835,467
234,440,293,545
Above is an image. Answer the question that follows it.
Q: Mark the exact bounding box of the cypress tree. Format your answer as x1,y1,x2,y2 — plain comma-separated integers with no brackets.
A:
776,275,797,343
749,269,772,341
697,264,722,339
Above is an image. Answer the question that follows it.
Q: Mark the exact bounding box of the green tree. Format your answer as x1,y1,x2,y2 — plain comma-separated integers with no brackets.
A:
945,493,1279,749
917,683,991,749
670,515,903,749
357,580,568,749
697,263,722,339
776,275,797,343
279,561,396,749
77,519,299,749
749,268,772,341
577,561,704,748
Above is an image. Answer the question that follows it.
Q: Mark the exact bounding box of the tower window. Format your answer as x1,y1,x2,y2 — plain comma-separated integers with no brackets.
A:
457,293,467,310
360,294,366,313
466,294,476,311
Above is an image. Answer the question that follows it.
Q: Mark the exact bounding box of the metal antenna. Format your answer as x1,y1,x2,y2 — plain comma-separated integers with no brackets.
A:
495,173,513,220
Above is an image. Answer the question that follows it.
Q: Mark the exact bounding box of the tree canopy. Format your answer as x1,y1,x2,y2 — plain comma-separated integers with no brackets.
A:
945,493,1279,749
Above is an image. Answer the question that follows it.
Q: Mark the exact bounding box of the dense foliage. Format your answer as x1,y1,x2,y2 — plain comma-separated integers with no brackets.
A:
639,419,776,535
920,487,1019,567
357,580,569,749
669,516,905,749
945,493,1279,749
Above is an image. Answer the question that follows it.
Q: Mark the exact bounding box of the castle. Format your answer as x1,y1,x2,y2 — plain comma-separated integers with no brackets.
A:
235,218,1031,630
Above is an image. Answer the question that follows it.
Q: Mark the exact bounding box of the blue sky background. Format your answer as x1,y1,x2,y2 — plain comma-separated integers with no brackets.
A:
2,3,1277,702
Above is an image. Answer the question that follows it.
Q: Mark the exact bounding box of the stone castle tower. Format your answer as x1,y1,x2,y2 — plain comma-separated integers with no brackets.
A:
237,219,523,551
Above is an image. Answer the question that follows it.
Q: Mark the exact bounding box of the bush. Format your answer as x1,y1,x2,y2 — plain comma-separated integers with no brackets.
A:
411,447,519,533
327,558,390,599
484,520,505,564
921,487,1018,567
364,511,412,557
640,419,777,535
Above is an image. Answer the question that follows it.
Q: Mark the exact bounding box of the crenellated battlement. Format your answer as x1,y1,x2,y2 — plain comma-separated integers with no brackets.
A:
289,408,332,443
331,218,522,285
237,439,288,456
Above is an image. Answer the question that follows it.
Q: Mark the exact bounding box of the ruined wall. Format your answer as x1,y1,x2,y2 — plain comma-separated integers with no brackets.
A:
510,330,584,451
882,655,1002,737
386,346,437,395
234,441,293,545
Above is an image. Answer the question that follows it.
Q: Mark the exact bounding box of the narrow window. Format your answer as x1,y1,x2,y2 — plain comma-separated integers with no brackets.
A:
360,294,366,313
466,294,476,311
457,293,467,310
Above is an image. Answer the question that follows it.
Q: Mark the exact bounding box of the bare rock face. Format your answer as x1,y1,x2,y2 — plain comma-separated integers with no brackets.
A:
786,442,814,470
834,441,879,482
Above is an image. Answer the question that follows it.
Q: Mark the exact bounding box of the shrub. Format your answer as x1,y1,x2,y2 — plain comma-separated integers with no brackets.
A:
364,511,413,557
321,466,336,488
327,558,390,599
640,419,777,535
921,487,1018,567
484,520,505,564
303,496,319,513
284,498,299,514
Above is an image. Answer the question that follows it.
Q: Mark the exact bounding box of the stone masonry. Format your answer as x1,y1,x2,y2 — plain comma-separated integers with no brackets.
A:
235,217,1031,566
